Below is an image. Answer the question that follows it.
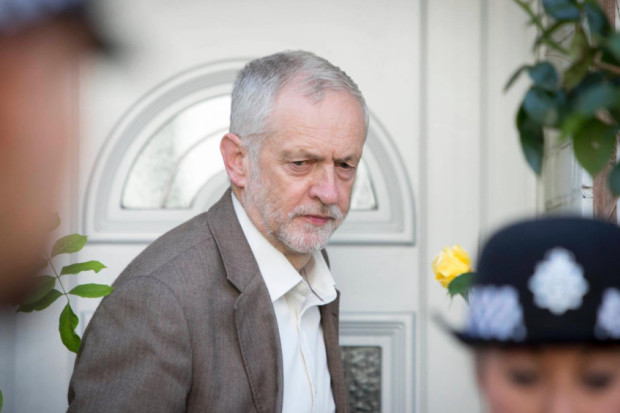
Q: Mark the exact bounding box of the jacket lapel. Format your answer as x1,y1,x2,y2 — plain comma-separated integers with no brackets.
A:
320,293,349,413
207,189,284,413
234,276,284,413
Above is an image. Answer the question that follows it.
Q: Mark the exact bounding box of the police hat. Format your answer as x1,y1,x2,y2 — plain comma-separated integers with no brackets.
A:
455,216,620,346
0,0,111,52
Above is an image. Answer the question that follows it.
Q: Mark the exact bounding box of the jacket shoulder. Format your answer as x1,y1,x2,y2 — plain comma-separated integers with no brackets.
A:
117,211,216,284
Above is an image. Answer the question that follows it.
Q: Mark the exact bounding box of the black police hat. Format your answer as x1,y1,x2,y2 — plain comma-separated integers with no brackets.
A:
455,216,620,346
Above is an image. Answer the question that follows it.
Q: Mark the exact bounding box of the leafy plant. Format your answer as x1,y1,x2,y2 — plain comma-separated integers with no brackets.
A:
508,0,620,194
0,218,112,412
16,216,113,353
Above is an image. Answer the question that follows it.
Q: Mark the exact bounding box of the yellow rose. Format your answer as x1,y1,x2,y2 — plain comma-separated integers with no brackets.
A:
432,245,473,288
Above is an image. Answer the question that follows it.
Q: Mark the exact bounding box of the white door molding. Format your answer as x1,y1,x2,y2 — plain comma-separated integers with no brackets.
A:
340,312,416,413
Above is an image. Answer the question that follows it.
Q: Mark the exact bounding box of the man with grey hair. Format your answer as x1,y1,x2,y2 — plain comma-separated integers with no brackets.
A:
69,50,367,413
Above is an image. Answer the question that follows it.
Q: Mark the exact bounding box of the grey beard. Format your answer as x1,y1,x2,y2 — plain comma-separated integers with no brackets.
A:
244,168,345,254
272,203,344,253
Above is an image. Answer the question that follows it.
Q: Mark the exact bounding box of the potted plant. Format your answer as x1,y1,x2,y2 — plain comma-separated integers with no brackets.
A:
507,0,620,219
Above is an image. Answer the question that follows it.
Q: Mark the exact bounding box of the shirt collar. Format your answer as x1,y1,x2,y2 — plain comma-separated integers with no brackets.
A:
231,192,337,304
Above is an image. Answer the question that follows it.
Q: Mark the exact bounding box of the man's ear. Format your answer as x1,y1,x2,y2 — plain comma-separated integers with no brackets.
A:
220,133,249,188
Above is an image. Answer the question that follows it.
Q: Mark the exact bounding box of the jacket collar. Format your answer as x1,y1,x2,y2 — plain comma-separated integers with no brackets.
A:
207,188,262,292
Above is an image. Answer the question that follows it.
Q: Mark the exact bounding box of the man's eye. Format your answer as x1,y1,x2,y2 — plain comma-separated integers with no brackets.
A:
338,162,354,170
582,372,615,391
291,161,307,167
507,369,540,387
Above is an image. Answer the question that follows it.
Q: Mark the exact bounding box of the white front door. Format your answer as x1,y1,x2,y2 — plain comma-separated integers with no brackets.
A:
76,1,421,411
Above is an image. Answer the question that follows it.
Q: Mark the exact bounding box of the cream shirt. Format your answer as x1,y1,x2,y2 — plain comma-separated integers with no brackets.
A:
232,193,337,413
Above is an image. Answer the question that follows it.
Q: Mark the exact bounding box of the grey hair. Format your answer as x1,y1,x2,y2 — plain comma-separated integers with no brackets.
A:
230,50,368,160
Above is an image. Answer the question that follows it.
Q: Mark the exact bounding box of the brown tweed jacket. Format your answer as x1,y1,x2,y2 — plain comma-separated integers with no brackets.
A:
68,189,348,413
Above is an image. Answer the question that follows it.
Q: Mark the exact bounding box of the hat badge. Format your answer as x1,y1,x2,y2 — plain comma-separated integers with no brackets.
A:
528,247,589,315
595,288,620,339
466,285,526,341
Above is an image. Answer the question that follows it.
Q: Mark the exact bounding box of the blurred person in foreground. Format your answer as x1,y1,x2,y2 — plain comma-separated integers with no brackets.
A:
0,0,105,304
452,217,620,413
68,50,367,413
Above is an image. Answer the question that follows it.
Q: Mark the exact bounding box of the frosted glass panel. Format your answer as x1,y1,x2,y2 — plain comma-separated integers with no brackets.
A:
122,96,230,209
341,346,382,413
122,95,377,211
164,131,226,208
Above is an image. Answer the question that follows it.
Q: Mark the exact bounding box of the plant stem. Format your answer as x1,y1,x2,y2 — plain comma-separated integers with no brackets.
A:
593,52,620,76
513,0,570,55
514,0,545,32
48,255,70,305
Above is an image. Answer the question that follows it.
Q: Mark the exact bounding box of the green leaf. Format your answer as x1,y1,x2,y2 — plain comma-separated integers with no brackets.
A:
61,261,106,276
523,87,562,126
573,119,618,176
59,303,81,353
517,105,545,174
21,275,56,305
520,131,545,175
574,83,619,115
584,0,611,38
17,289,62,313
542,0,581,22
569,27,589,60
560,113,590,140
572,72,605,95
504,64,531,92
606,33,620,63
528,62,558,92
69,284,114,298
447,272,476,302
564,54,594,90
0,387,3,413
51,234,87,257
608,162,620,196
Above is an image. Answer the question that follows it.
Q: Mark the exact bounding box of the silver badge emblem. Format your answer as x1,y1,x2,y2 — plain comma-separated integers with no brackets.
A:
595,288,620,339
466,285,526,341
528,248,589,315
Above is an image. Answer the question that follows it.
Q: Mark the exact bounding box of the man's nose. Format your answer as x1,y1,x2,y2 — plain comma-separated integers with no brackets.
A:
309,166,339,205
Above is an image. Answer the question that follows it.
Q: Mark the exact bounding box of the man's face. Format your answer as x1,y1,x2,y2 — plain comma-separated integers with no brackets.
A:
242,85,366,257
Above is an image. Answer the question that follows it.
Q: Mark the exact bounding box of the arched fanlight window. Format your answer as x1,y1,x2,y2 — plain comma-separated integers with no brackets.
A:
121,94,377,211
